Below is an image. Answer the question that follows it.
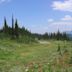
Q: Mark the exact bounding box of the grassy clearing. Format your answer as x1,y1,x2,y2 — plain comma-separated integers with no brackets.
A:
0,40,72,72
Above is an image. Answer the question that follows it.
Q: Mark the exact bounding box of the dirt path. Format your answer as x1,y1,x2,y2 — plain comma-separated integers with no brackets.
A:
38,40,50,44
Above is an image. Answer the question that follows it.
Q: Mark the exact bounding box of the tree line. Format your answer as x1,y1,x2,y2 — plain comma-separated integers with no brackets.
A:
0,17,69,41
0,17,32,39
33,30,69,40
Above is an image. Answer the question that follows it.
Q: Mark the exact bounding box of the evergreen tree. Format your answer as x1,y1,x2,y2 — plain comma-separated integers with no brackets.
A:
43,32,49,39
11,15,15,39
56,30,62,40
3,17,8,34
62,32,68,40
15,19,19,38
19,27,25,35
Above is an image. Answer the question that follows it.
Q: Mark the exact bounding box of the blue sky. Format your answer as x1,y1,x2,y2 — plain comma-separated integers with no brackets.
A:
0,0,72,34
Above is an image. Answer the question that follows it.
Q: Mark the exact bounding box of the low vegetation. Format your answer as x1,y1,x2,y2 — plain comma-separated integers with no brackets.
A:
0,40,72,72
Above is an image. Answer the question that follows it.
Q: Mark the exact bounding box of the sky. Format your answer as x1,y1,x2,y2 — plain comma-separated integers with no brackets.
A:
0,0,72,34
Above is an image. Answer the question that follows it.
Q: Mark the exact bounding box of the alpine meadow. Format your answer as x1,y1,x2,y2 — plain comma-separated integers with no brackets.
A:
0,0,72,72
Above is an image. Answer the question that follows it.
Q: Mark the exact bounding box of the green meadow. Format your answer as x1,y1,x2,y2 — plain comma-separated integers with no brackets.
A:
0,39,72,72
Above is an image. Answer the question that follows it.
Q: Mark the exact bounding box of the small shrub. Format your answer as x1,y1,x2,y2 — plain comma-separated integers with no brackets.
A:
57,45,62,56
69,56,72,64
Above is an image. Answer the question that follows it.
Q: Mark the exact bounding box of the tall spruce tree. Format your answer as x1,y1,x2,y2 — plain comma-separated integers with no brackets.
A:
56,30,61,40
11,15,15,39
3,17,8,34
63,32,68,40
15,19,19,38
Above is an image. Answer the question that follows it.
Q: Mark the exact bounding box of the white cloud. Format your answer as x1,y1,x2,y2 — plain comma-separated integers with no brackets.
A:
0,0,11,3
52,0,72,12
47,15,72,32
49,15,72,26
48,19,54,22
61,15,72,21
50,21,72,25
47,21,72,33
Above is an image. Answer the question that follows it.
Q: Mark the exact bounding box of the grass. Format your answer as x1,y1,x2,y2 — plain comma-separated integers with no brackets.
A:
0,39,72,72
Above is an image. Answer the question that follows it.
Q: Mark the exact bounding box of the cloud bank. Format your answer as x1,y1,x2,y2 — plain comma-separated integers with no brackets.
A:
52,0,72,12
47,15,72,32
61,15,72,21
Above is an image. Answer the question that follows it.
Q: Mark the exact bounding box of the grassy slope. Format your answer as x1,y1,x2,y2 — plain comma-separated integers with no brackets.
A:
0,40,72,72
